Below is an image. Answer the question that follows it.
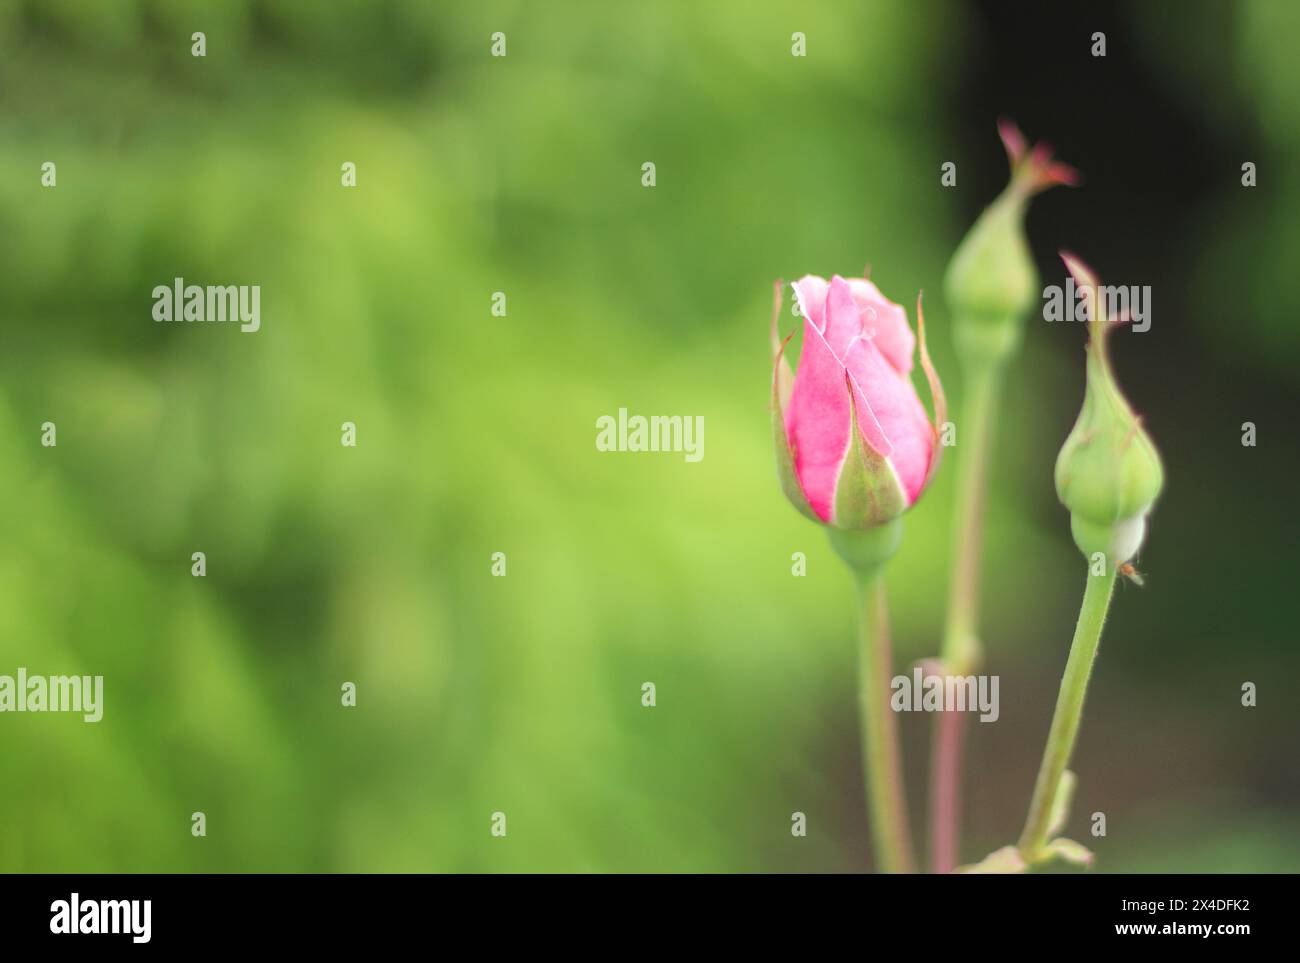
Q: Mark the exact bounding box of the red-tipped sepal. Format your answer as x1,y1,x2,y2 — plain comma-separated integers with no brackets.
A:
998,118,1079,197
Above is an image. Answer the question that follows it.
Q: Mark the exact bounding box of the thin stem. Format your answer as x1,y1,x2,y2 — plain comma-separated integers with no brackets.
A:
929,363,1000,874
928,704,966,874
941,365,1000,666
854,570,915,874
1017,566,1117,858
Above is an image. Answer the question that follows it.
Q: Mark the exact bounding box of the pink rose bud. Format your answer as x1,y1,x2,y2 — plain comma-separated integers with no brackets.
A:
771,274,946,528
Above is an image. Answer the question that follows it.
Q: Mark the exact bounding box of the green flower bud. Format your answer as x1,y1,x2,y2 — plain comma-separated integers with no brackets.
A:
944,120,1077,370
1054,253,1163,567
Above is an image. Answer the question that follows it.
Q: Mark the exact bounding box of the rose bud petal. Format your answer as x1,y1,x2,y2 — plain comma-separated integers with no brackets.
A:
772,273,946,529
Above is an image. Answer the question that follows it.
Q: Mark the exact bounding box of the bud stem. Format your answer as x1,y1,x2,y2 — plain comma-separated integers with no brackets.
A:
929,360,1001,874
852,568,915,874
828,521,914,873
1017,566,1117,859
941,363,1001,666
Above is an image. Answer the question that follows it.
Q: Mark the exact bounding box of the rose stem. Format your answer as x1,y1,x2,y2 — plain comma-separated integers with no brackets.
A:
853,567,916,874
1017,566,1117,858
929,363,1000,873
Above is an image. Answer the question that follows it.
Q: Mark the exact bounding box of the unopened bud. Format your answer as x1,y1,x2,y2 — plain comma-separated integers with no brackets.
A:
945,120,1078,369
1054,253,1163,567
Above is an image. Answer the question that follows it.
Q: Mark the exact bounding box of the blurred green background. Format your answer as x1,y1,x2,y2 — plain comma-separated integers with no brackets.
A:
1,0,1296,872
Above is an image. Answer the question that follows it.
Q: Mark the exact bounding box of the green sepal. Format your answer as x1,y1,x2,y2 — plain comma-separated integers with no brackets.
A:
771,281,819,523
945,192,1035,335
770,279,795,410
1038,837,1095,871
831,373,907,530
916,293,948,491
955,845,1028,875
